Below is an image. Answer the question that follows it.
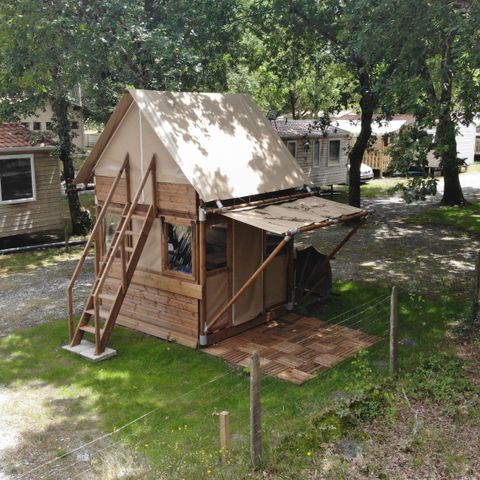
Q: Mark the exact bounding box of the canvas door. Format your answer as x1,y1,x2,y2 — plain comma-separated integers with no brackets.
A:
233,221,263,325
264,233,288,308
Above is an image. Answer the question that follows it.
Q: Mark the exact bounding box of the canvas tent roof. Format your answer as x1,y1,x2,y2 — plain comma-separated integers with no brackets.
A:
221,196,365,236
76,90,310,202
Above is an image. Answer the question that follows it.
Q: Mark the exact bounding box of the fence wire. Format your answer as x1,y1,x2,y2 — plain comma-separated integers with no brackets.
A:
13,293,395,480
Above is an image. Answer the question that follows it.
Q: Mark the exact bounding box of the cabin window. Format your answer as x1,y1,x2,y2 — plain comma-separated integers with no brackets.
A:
206,223,227,271
71,121,79,130
0,155,35,203
21,122,29,129
33,122,41,131
287,141,297,158
265,233,287,257
312,140,320,167
328,140,341,165
104,211,122,251
165,222,193,275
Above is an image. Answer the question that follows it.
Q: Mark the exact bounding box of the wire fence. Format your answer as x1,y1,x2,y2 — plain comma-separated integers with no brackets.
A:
11,292,403,480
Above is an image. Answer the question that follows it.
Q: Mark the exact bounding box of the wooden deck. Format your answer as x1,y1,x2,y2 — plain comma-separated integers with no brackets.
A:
205,313,381,384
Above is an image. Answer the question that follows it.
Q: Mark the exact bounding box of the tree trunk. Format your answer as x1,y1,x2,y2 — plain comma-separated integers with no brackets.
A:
436,44,465,206
348,74,376,207
51,96,92,235
437,112,465,205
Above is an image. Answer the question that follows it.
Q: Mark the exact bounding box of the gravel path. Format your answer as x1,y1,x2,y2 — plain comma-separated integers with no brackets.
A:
0,255,93,337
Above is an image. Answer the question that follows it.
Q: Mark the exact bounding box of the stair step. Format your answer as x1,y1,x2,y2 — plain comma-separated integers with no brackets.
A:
125,230,140,236
125,246,135,253
85,307,110,319
79,325,105,335
122,213,146,219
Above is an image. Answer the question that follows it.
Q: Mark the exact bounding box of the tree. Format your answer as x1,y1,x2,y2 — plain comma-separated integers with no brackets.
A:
249,0,405,207
79,0,243,124
0,0,93,235
384,0,480,205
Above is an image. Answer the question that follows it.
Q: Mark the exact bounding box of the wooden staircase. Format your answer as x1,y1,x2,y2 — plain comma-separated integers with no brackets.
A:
67,154,157,356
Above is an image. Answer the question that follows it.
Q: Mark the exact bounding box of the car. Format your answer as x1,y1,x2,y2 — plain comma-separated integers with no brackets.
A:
386,165,427,178
347,163,374,183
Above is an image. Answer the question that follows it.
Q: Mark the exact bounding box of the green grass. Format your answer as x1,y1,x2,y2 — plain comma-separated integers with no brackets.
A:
407,201,480,234
0,281,466,478
0,246,84,276
334,178,406,203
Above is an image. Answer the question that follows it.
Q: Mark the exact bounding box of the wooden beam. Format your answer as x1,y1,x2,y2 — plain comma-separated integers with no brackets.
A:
207,235,291,332
198,208,207,344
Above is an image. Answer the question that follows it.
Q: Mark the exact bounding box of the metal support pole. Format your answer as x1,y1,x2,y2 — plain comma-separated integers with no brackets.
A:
390,286,398,374
250,352,262,469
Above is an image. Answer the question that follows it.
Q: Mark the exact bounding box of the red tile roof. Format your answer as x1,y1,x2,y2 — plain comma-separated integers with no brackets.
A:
0,123,54,150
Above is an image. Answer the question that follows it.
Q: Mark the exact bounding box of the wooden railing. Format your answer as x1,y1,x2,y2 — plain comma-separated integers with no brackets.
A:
67,154,130,342
91,155,157,353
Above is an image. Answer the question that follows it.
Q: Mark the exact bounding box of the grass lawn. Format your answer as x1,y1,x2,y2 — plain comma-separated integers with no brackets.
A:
0,246,84,276
334,177,406,203
0,281,466,479
406,201,480,234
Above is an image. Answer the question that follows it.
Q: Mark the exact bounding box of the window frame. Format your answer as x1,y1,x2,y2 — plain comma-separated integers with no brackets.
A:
327,139,341,166
33,122,41,131
0,154,37,205
286,140,297,159
312,140,321,167
162,217,196,280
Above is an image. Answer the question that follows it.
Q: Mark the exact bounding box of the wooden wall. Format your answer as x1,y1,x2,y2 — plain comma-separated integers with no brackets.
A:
0,152,63,238
96,176,200,347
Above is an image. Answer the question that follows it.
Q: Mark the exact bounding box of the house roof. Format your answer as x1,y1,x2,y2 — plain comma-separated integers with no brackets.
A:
0,123,55,151
272,119,350,138
333,114,415,136
76,90,310,202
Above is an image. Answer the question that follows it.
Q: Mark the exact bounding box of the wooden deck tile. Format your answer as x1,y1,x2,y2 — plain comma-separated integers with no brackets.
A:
204,314,381,385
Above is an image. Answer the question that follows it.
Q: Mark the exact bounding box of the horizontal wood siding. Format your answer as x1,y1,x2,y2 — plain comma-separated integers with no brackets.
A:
0,153,63,238
284,138,348,187
96,176,197,218
105,264,200,348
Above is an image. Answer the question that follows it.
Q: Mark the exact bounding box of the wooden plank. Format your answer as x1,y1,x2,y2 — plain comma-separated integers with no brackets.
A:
108,266,202,299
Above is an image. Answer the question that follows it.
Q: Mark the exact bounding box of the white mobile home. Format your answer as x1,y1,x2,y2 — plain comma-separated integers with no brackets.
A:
272,119,350,187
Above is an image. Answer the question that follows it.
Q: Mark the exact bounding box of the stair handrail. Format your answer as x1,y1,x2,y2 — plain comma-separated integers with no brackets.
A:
91,155,157,340
67,153,130,341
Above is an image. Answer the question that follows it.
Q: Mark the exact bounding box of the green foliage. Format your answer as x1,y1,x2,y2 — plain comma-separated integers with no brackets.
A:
406,202,480,234
393,177,438,204
403,356,474,416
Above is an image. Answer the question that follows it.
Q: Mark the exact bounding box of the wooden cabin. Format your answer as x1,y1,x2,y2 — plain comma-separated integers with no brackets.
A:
272,119,350,187
67,90,366,359
0,123,63,239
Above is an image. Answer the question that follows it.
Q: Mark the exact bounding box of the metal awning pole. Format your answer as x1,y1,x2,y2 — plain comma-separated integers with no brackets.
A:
206,234,292,333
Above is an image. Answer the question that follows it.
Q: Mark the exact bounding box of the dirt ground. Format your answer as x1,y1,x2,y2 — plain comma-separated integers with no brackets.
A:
0,169,478,480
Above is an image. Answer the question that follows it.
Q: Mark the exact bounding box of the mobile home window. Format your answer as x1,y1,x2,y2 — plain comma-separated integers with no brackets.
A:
33,122,41,131
0,155,35,203
328,140,341,165
312,140,320,167
287,141,297,158
206,223,227,271
165,222,193,275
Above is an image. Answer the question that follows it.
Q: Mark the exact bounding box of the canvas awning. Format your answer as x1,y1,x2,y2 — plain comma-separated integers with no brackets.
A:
220,196,366,236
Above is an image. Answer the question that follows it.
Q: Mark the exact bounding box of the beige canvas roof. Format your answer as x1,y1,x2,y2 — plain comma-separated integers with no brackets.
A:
221,196,365,236
76,90,310,202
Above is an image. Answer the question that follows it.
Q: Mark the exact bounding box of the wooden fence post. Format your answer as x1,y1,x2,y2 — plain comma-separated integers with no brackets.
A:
250,351,262,469
219,411,230,464
390,286,398,374
472,252,480,324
